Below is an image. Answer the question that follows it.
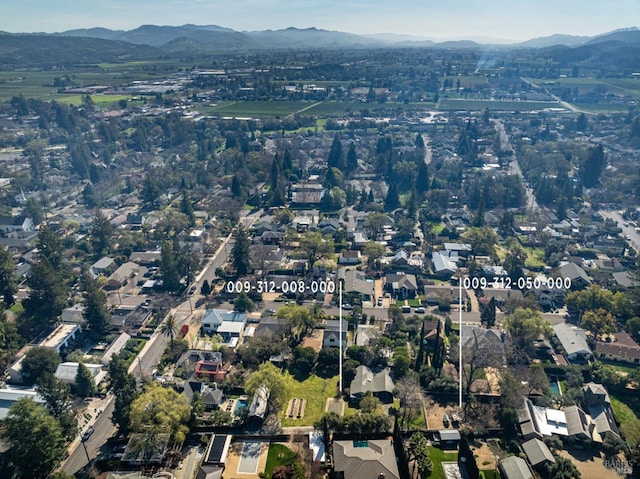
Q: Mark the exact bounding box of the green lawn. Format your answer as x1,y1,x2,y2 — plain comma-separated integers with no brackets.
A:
280,373,339,427
610,391,640,444
427,446,459,479
439,98,563,111
524,247,546,268
263,444,298,479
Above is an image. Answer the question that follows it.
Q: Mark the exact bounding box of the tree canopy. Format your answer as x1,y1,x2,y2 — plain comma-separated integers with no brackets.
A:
1,398,66,479
130,382,191,443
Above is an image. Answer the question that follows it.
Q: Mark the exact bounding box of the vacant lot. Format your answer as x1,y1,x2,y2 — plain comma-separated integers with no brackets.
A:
610,390,640,444
280,373,339,427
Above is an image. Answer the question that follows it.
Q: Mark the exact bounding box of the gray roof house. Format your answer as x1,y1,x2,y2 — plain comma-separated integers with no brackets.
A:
583,382,619,439
521,438,555,468
499,456,533,479
553,323,592,363
333,439,400,479
349,365,394,402
564,405,593,441
201,309,247,335
557,262,591,289
385,272,418,299
431,251,458,278
338,269,374,299
249,385,270,421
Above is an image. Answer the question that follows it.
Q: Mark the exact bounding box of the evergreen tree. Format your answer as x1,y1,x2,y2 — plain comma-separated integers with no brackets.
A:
346,142,358,173
160,240,181,292
201,279,211,296
415,161,430,196
89,210,114,258
81,272,111,340
384,183,401,211
232,226,252,276
327,134,343,169
21,347,61,386
480,298,497,329
107,353,138,435
0,243,17,305
231,174,242,198
74,363,96,398
581,143,605,188
180,190,195,227
22,259,69,333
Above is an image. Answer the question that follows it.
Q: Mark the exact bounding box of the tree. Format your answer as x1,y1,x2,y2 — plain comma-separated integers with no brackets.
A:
1,398,66,479
244,362,287,409
232,225,252,276
0,243,17,305
107,352,138,434
581,143,605,188
160,315,178,348
327,134,343,169
35,372,77,439
82,272,111,340
544,456,581,479
463,226,498,257
130,382,191,443
581,308,617,336
292,346,316,377
90,210,114,257
233,292,255,313
160,240,181,292
316,347,340,377
480,297,497,329
384,182,401,211
363,240,385,269
180,189,196,227
627,317,640,343
409,432,433,479
201,279,211,296
0,311,22,370
21,346,61,386
74,362,96,398
346,142,358,173
504,242,527,284
22,258,70,333
394,375,423,431
277,304,316,346
503,308,552,364
294,231,334,271
359,391,381,414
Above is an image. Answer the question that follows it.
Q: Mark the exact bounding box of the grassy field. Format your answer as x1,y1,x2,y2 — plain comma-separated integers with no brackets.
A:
280,373,339,427
439,98,562,111
524,247,546,268
203,100,314,117
610,391,640,444
428,446,459,479
263,444,298,479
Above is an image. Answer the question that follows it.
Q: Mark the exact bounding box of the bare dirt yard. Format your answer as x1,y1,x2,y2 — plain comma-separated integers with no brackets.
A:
556,445,630,479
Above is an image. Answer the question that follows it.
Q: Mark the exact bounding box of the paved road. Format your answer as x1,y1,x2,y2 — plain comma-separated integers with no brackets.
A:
599,209,640,252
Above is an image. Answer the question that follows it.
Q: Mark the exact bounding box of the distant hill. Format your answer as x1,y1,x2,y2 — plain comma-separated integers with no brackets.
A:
0,33,160,68
586,28,640,45
516,34,590,48
244,27,382,49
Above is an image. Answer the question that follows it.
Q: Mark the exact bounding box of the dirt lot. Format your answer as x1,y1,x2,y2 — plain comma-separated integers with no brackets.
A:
223,440,269,479
469,439,499,471
556,445,630,479
424,396,461,430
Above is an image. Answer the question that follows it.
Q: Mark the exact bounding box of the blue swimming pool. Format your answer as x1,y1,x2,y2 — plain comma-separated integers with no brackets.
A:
234,398,249,416
549,379,561,396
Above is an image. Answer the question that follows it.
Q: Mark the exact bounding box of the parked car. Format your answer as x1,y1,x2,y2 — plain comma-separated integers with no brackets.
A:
415,307,426,314
82,426,94,441
377,296,383,306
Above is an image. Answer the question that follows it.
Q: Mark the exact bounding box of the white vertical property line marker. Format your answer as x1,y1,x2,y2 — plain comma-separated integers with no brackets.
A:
339,279,343,395
459,278,463,410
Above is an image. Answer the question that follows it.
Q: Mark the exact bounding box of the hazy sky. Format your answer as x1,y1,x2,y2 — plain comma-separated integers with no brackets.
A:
2,0,637,41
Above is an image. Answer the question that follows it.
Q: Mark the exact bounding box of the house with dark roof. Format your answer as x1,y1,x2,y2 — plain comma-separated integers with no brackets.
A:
0,215,34,234
338,250,362,265
332,439,400,479
349,365,394,403
595,332,640,365
557,262,591,290
385,272,418,299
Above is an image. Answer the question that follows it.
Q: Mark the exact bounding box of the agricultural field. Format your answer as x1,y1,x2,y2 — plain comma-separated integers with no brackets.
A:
439,98,563,111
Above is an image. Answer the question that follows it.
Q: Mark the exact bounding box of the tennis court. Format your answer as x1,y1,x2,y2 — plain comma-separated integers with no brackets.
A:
237,441,264,474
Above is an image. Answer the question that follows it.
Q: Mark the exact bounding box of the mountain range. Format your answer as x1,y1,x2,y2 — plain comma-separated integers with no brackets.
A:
0,24,638,69
50,24,640,51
